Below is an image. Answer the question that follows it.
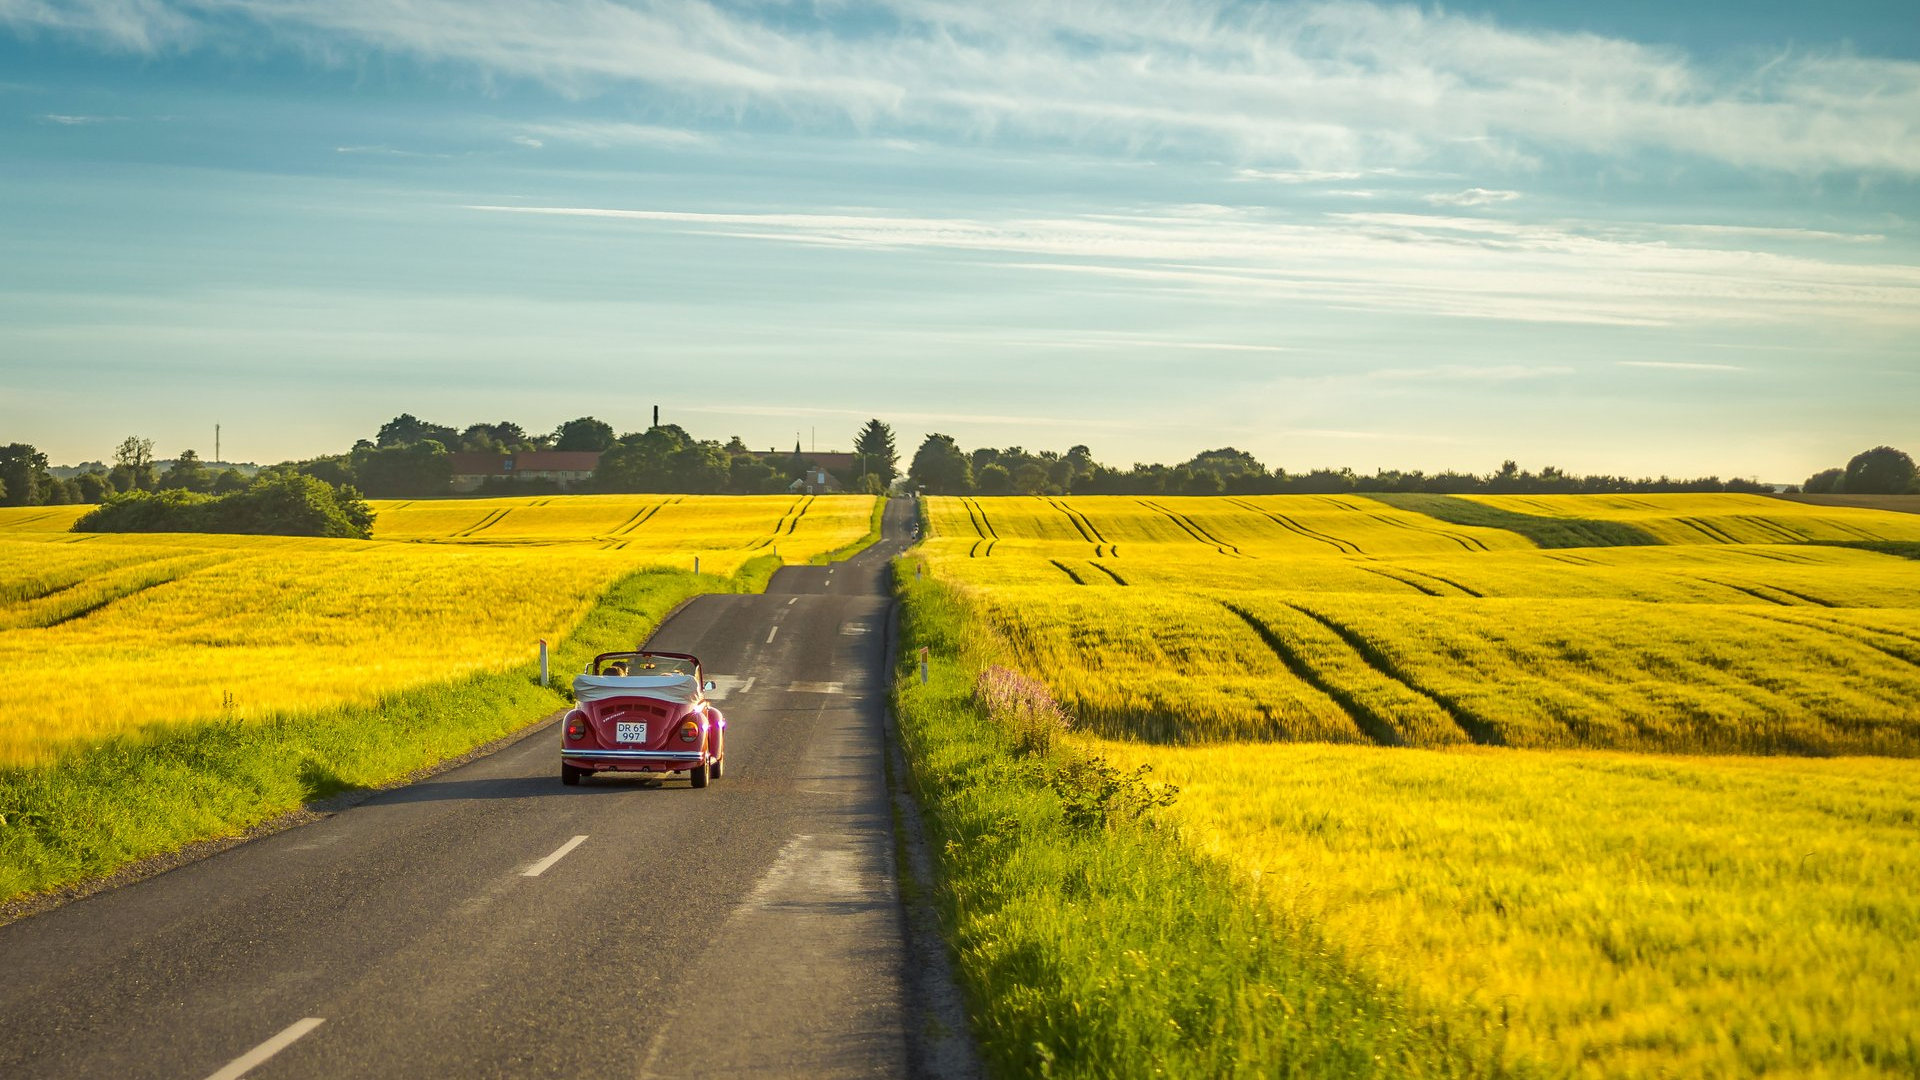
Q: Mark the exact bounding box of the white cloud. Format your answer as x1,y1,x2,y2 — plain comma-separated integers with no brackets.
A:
465,202,1920,328
1424,188,1522,207
41,112,125,124
510,134,543,148
515,120,707,148
1619,361,1746,372
8,0,1919,175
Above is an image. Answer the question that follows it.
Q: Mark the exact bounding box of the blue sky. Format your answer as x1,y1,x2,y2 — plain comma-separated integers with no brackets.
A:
2,1,1916,480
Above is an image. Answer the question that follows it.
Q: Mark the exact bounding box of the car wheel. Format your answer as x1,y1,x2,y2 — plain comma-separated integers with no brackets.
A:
711,752,725,780
688,756,710,789
561,763,586,786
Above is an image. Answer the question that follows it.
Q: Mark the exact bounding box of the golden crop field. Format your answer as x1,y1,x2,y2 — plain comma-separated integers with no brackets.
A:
1466,492,1920,546
923,495,1920,754
0,495,874,765
1090,738,1920,1079
921,493,1920,1077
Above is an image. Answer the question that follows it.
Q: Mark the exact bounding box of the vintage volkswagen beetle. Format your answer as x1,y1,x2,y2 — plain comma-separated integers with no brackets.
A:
560,650,726,787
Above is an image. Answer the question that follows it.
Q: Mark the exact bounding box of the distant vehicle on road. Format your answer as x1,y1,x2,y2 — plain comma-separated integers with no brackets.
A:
561,651,726,788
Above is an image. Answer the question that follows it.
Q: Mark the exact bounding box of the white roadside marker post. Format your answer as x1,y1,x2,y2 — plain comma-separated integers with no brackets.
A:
694,555,700,576
920,646,929,686
539,639,549,688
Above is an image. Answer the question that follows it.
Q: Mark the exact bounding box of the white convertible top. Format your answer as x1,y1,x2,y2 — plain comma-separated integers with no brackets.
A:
573,674,701,705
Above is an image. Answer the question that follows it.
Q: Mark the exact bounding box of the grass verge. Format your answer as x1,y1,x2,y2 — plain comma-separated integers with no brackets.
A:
0,555,779,906
892,565,1516,1079
1366,493,1660,548
810,495,888,564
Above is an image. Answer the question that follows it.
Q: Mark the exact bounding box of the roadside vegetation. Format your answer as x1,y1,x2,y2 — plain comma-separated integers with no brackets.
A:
899,493,1920,1076
892,569,1509,1079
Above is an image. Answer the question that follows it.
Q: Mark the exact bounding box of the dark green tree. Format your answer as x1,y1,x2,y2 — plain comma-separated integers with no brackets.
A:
1844,446,1916,495
75,471,112,503
976,463,1012,495
0,443,49,506
109,436,158,493
352,440,453,497
909,433,973,494
553,416,617,452
1012,462,1051,495
1803,467,1845,494
376,413,457,449
853,419,898,486
161,448,212,492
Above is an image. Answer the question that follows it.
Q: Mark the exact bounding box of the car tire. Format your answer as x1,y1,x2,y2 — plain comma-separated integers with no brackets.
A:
711,752,725,780
688,756,710,789
561,763,586,786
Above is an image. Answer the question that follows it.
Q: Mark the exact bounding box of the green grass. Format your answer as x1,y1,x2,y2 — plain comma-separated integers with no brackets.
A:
809,495,888,565
892,566,1515,1079
0,556,778,906
1367,493,1660,548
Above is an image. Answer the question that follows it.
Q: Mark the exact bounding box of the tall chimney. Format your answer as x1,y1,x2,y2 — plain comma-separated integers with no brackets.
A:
653,405,659,429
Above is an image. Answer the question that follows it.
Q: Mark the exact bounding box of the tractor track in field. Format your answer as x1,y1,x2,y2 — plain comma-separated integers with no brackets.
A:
1697,578,1837,608
1085,561,1127,586
1732,610,1920,672
453,508,511,538
1140,500,1246,557
1049,559,1087,585
1279,601,1502,746
1221,602,1404,747
1225,498,1361,554
1355,566,1448,597
1044,498,1108,550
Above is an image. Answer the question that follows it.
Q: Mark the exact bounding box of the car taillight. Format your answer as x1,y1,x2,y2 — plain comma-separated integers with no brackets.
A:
678,718,699,743
565,710,588,740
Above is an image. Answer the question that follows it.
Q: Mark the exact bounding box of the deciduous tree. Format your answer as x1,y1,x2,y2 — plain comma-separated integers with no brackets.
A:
909,433,973,494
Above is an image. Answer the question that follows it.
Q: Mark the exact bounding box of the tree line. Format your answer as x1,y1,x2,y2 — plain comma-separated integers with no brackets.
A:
8,422,1914,510
1799,447,1920,496
902,439,1810,496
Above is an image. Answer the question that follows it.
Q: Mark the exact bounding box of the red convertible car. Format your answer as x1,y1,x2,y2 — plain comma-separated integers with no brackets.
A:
561,650,726,787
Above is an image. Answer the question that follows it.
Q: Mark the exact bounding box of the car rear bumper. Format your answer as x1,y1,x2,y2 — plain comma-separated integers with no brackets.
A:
562,748,705,765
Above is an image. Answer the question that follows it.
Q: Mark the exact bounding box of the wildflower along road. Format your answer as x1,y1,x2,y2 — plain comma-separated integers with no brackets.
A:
0,499,928,1080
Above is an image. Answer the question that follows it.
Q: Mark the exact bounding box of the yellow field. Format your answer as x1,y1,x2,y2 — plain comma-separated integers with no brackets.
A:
922,493,1920,1077
1092,738,1920,1079
1466,493,1920,546
923,495,1920,753
0,495,874,765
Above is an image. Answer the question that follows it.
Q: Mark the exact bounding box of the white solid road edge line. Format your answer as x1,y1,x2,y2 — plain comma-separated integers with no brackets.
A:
203,1018,325,1080
766,625,779,644
523,835,589,877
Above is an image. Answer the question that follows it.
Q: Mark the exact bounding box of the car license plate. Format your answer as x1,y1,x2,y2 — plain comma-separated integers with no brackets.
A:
616,721,647,744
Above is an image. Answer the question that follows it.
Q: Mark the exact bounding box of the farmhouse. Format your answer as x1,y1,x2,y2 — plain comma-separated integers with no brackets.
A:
449,450,601,493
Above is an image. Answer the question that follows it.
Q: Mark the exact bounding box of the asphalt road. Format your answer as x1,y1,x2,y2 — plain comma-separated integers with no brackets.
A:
0,498,939,1080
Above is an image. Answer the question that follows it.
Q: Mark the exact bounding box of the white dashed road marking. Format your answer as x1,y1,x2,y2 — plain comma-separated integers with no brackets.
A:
203,1018,325,1080
766,626,779,644
523,835,588,878
788,682,845,694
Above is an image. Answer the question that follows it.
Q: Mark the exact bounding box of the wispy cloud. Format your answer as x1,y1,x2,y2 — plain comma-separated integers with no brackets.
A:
41,112,126,124
515,120,708,148
8,0,1919,175
1424,188,1521,207
1619,361,1746,372
466,202,1920,328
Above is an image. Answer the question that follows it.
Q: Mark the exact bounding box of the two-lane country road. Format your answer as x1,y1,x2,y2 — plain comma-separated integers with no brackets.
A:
0,498,951,1079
